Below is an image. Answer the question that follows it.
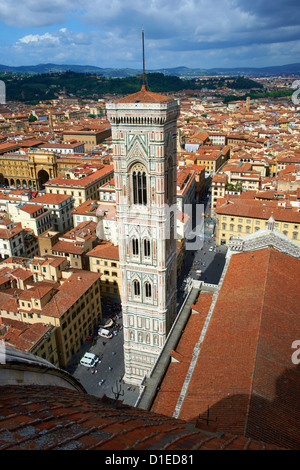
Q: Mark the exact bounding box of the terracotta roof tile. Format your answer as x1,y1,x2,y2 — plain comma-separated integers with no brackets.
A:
115,88,173,104
0,385,281,450
178,249,300,449
87,241,119,260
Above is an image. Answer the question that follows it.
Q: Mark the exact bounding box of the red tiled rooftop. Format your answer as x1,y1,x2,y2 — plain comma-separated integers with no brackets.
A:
0,385,281,450
34,194,72,204
0,318,52,353
176,248,300,449
87,241,119,260
41,270,101,318
151,292,213,417
46,165,113,188
216,196,300,223
20,205,45,215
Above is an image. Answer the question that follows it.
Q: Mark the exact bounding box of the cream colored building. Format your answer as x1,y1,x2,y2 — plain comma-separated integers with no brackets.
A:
27,193,74,233
0,219,26,260
7,203,53,236
29,256,69,282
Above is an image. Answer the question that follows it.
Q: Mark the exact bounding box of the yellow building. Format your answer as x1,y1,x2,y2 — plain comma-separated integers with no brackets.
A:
194,145,230,176
0,270,102,368
216,196,300,246
0,148,110,190
0,150,59,189
87,241,120,305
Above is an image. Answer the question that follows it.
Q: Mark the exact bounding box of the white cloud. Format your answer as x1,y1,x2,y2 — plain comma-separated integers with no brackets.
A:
18,32,60,45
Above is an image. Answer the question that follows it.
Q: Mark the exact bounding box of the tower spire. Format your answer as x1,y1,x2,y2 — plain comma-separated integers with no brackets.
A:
141,29,147,91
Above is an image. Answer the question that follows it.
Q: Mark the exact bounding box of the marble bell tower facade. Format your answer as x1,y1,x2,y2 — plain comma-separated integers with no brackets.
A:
106,84,180,385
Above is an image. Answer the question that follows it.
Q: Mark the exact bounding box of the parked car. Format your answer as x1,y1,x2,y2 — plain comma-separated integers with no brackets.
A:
98,328,113,339
80,352,99,368
98,318,113,329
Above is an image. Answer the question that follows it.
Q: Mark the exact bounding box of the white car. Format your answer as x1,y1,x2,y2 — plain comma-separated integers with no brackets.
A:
98,328,113,339
209,246,213,251
80,352,99,368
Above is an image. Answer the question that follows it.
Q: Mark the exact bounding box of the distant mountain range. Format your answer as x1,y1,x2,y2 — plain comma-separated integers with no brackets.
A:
0,62,299,77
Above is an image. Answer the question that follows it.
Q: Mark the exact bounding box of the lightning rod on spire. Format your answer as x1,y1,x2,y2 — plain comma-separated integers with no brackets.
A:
142,29,147,91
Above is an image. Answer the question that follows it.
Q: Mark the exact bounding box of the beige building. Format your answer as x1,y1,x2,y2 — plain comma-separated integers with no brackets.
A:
87,241,120,304
211,173,228,216
223,162,261,192
0,150,58,189
29,256,69,282
28,193,74,233
0,255,68,284
0,148,109,190
63,122,111,152
0,269,102,368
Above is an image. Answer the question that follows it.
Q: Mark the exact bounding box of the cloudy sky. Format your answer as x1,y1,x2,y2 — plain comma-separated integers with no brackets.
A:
0,0,299,69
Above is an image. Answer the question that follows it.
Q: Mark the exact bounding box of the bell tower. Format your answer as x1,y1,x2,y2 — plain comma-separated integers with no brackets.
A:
106,34,180,385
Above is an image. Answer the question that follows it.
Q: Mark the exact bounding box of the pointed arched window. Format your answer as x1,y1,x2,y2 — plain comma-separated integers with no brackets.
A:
145,282,152,298
133,280,141,297
131,163,147,205
132,237,139,256
143,238,151,258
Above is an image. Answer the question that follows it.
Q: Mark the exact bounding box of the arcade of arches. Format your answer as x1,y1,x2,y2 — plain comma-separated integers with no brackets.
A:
0,167,51,190
0,150,85,190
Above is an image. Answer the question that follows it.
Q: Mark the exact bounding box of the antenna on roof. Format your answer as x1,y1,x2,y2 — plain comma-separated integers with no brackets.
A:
141,29,147,91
